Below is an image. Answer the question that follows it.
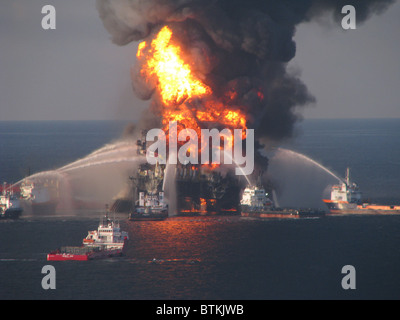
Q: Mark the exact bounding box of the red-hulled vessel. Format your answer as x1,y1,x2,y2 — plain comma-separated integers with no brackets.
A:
47,212,129,261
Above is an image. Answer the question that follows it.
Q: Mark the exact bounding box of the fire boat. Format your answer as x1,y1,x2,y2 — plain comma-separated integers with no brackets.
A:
47,209,129,261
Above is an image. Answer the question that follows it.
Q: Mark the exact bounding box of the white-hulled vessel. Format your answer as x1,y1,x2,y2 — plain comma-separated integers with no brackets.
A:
82,213,129,251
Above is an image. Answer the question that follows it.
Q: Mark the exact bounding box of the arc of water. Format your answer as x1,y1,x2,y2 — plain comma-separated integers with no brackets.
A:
59,141,137,171
222,150,252,185
59,156,142,173
272,189,280,208
275,147,344,183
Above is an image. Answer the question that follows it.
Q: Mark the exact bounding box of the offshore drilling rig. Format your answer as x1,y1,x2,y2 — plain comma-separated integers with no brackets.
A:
110,130,245,217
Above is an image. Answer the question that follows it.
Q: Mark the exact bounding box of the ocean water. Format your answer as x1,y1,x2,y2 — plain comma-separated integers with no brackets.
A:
0,119,399,300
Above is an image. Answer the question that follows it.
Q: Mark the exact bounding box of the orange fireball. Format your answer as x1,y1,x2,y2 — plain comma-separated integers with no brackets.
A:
136,25,249,161
139,26,211,106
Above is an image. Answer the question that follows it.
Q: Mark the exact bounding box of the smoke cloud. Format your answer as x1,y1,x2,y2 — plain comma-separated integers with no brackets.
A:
96,0,394,143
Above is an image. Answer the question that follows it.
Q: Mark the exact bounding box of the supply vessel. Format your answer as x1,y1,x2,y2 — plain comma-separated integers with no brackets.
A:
47,210,129,261
323,168,400,215
240,183,324,219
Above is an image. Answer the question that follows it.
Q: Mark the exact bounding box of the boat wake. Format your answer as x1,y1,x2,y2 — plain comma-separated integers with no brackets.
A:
124,257,202,265
0,258,38,262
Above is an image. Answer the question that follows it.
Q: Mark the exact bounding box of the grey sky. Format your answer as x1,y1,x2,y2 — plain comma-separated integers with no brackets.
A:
1,0,399,121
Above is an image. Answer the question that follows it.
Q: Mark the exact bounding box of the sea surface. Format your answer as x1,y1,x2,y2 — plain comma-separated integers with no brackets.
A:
0,119,399,300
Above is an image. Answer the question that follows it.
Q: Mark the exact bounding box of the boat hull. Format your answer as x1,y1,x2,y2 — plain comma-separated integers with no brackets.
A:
327,208,400,215
129,208,168,221
47,248,124,261
47,253,89,261
1,207,23,219
241,208,325,219
129,216,167,221
323,200,400,215
241,211,301,219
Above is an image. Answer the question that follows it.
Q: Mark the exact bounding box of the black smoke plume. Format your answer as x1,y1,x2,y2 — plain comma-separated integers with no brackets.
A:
96,0,394,143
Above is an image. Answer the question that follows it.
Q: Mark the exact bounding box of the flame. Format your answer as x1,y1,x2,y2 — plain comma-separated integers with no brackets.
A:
137,41,147,58
137,25,249,166
140,26,211,106
202,163,220,170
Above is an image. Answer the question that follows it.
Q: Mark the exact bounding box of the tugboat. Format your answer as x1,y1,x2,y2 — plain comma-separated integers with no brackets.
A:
240,183,324,219
0,183,23,219
47,207,129,261
323,168,400,215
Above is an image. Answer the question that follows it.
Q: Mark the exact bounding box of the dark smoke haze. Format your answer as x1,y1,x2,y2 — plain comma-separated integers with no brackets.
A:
96,0,394,144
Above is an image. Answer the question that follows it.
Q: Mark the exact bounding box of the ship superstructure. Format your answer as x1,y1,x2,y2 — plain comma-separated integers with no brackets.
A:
0,183,23,219
83,212,129,250
240,184,273,210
